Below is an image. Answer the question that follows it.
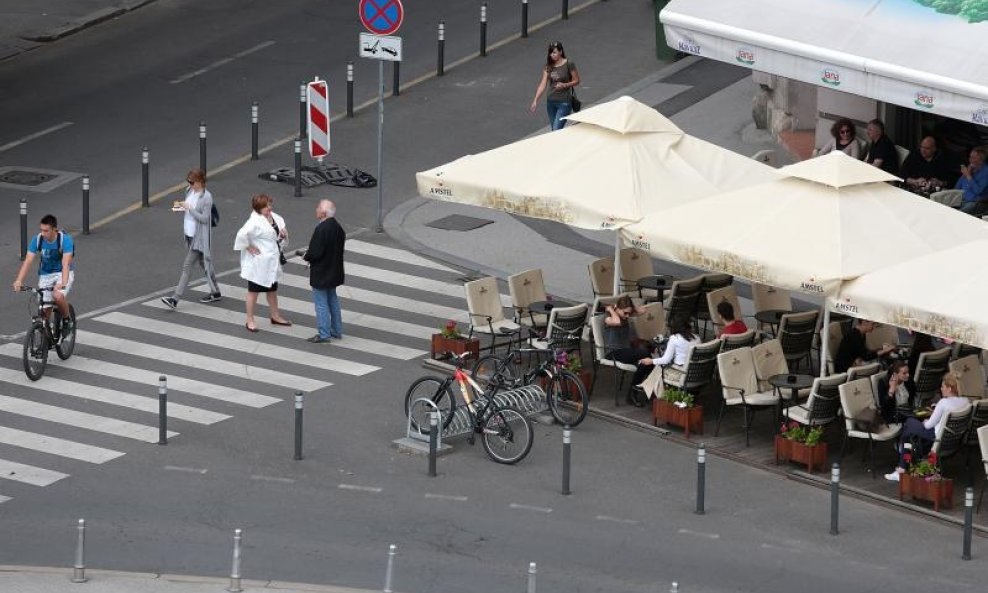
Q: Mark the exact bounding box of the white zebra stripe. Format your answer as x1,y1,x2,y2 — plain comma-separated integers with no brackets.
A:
0,367,229,425
78,331,329,392
0,458,68,487
320,261,510,306
0,426,123,464
0,494,10,504
345,239,458,273
0,394,177,443
93,312,378,376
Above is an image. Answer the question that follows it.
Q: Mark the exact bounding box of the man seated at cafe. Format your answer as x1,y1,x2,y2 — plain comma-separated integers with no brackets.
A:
834,319,896,374
715,301,748,337
956,146,988,215
899,136,956,191
863,119,899,175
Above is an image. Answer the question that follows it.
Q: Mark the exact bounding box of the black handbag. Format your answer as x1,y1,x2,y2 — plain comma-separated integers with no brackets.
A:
570,93,582,113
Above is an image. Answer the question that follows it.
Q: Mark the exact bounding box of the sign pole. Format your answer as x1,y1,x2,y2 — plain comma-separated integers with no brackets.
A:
376,59,384,233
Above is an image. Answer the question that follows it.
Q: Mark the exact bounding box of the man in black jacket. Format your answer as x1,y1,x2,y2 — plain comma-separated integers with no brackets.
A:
303,199,345,343
834,319,895,373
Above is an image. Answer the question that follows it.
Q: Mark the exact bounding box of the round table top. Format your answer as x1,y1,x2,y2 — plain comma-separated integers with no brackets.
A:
636,275,674,290
754,309,792,324
768,373,815,390
528,299,574,314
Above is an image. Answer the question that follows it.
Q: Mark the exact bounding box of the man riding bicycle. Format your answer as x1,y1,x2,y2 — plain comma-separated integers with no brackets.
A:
12,214,75,331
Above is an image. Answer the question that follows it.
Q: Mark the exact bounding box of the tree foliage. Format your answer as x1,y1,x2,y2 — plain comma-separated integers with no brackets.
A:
914,0,988,22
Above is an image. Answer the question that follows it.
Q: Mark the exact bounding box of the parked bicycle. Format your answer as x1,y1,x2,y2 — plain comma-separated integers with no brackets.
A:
403,351,534,464
472,346,589,427
18,285,77,380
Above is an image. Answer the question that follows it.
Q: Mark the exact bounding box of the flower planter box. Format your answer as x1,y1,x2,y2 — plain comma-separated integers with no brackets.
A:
774,435,827,473
899,473,954,512
652,398,703,439
430,334,480,361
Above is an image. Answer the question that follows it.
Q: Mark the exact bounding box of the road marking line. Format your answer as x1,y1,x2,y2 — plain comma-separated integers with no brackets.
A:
424,493,468,501
0,458,69,486
338,484,382,493
0,426,123,464
509,503,552,513
346,240,458,273
0,495,10,504
0,394,177,443
170,41,276,84
164,465,208,474
94,312,378,376
595,515,640,525
331,261,508,305
677,528,720,540
0,122,74,153
79,331,329,391
251,474,295,484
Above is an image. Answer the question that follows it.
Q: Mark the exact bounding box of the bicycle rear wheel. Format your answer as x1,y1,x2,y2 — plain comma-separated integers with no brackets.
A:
481,406,533,464
56,305,77,360
472,354,521,392
23,321,48,381
546,370,589,427
404,376,455,431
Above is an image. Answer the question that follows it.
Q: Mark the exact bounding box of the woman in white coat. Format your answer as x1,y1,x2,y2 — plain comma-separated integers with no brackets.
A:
234,194,292,332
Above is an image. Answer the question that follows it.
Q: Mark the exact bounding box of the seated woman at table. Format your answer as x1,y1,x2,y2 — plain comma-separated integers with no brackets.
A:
603,295,650,406
834,319,896,373
637,315,699,398
876,361,915,424
818,118,861,159
716,301,748,337
885,373,970,482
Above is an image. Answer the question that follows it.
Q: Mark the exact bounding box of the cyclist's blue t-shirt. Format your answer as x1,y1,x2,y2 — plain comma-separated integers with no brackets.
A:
28,232,75,275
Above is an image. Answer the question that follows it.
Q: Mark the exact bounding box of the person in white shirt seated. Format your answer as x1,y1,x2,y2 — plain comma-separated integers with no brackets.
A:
636,315,700,399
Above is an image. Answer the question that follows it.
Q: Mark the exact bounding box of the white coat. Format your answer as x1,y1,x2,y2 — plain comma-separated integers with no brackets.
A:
234,210,286,288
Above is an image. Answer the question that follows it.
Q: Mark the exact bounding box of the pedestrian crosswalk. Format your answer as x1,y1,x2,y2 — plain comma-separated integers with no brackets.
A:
0,239,489,504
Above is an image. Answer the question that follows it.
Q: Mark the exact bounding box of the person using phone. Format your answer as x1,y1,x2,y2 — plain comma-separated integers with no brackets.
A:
877,361,915,423
956,146,988,215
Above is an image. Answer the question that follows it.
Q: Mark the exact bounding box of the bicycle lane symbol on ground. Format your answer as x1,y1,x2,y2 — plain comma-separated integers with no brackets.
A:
359,0,404,36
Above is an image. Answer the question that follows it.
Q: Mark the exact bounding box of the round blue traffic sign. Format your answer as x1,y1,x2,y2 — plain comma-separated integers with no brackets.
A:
359,0,404,36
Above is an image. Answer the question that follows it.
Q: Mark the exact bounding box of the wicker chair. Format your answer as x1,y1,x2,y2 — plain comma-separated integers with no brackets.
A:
913,347,952,406
838,378,902,477
778,310,819,372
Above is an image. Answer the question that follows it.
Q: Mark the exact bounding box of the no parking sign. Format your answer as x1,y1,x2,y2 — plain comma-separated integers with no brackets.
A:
359,0,404,36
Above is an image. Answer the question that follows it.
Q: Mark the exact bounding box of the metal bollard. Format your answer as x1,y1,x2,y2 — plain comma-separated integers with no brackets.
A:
428,412,438,477
830,463,840,535
670,582,679,593
298,83,307,140
19,198,27,261
71,518,87,583
963,486,973,560
293,139,302,197
436,21,445,77
81,176,90,235
562,0,569,20
382,544,397,593
228,529,243,592
526,561,537,593
521,0,528,38
199,122,207,175
695,443,706,515
294,391,304,461
158,375,168,445
250,103,259,161
346,62,354,117
392,61,400,96
141,146,149,207
480,3,488,57
562,424,571,495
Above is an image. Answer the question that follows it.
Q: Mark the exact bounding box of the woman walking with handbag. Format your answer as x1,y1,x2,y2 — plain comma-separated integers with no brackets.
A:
234,194,291,333
529,41,580,131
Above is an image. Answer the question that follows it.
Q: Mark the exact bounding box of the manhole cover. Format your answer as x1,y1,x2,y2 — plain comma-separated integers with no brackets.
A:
426,214,494,232
0,170,56,186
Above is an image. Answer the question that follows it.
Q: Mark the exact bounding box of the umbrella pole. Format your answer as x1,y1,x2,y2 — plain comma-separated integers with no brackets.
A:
612,234,622,296
819,307,831,378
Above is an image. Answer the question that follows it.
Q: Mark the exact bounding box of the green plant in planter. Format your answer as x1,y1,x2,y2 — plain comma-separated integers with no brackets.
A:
439,319,462,339
554,349,582,373
780,421,823,445
662,387,695,408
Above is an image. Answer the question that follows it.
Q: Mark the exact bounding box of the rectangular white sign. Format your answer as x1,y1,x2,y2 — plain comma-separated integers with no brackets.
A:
359,32,402,62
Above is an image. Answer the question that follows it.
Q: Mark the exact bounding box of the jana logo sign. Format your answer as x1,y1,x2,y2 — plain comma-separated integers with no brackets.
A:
677,37,700,55
735,47,755,66
821,68,841,87
972,106,988,125
914,89,936,109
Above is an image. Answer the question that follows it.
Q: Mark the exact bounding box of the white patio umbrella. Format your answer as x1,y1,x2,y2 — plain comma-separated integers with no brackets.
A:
831,239,988,349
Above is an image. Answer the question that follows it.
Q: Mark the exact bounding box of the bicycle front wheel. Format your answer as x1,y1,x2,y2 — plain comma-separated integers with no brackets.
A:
404,376,455,431
482,406,533,464
56,305,77,360
546,370,589,427
23,321,48,381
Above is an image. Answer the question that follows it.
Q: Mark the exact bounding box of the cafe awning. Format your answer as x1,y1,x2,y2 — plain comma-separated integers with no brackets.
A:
660,0,988,125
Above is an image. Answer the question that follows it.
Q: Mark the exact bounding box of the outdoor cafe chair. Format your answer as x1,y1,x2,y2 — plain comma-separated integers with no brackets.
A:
864,321,900,353
630,301,666,344
930,189,964,208
508,269,548,330
823,320,851,374
778,310,819,372
847,361,882,382
751,283,792,334
720,329,756,353
695,274,734,340
464,276,522,354
752,339,799,395
950,354,987,399
529,303,590,366
589,313,637,407
930,402,973,474
963,399,988,474
838,378,902,477
588,256,615,298
706,284,743,339
785,373,847,430
951,342,983,363
663,275,703,330
618,247,656,297
716,346,781,446
977,425,988,512
913,347,952,407
661,338,721,397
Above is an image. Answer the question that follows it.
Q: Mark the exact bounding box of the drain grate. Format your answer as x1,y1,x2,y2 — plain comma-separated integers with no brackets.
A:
0,166,81,193
426,214,494,232
0,170,56,186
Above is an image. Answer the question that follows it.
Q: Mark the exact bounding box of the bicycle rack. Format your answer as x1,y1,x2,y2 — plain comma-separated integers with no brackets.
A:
441,385,547,440
407,398,443,446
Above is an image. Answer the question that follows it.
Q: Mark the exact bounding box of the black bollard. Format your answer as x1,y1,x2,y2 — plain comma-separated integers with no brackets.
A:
437,21,445,77
562,0,569,20
562,424,571,495
81,176,90,235
695,443,706,514
346,62,354,117
293,139,302,198
158,375,168,445
250,103,259,161
480,3,488,57
521,0,528,38
830,463,840,535
428,412,438,477
198,122,207,175
298,83,307,140
19,198,27,261
141,147,149,207
392,61,400,96
963,486,974,560
294,391,304,461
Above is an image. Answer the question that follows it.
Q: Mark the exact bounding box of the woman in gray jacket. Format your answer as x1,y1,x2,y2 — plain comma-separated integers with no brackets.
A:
161,168,221,309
